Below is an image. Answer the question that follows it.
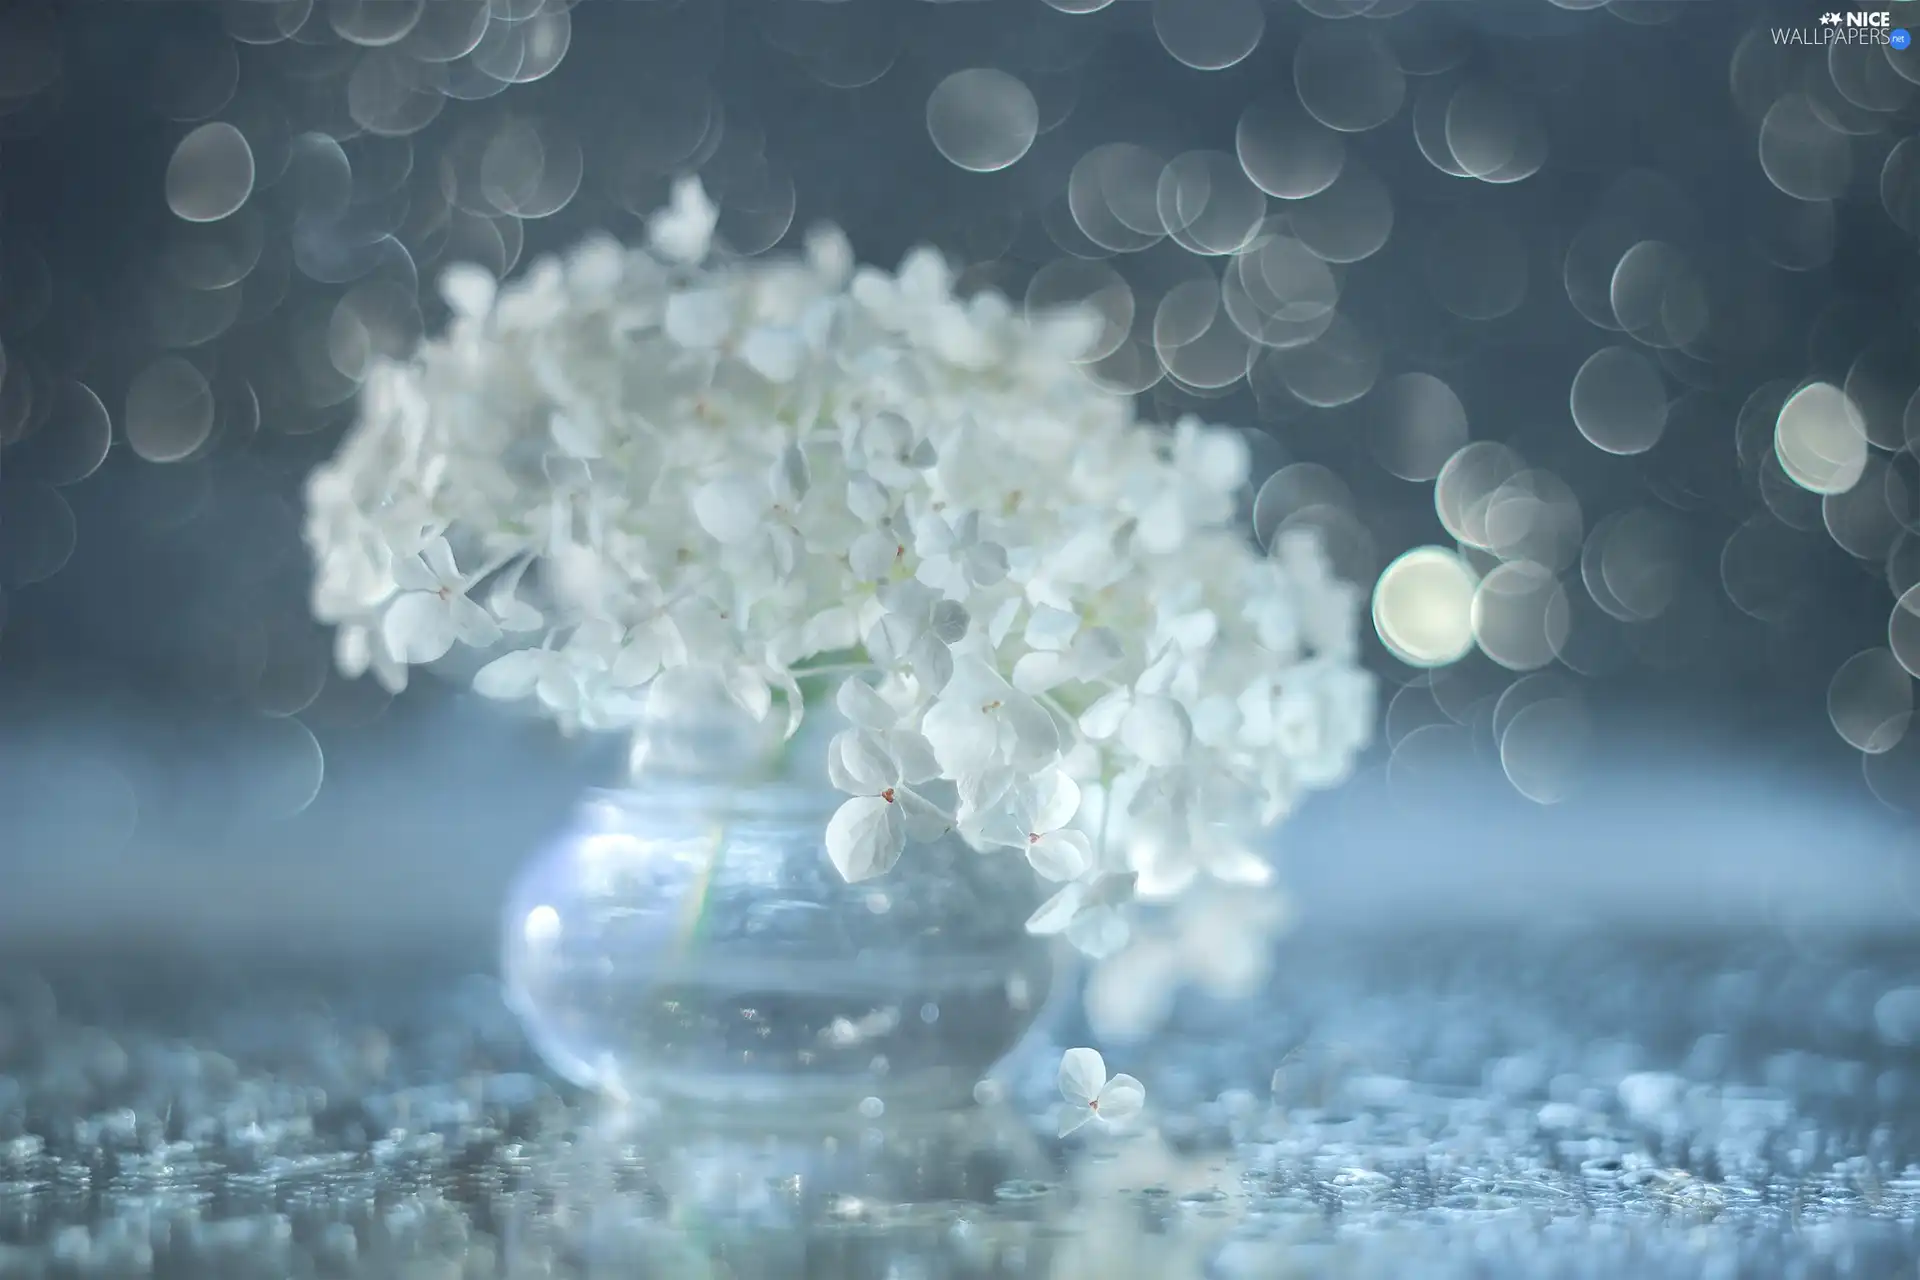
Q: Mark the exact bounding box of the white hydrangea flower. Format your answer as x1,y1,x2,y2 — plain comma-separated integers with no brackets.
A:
382,537,502,665
1057,1047,1145,1137
823,725,949,882
300,177,1375,965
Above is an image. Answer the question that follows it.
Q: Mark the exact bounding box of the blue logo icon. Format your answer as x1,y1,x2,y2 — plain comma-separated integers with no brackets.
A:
1893,27,1913,48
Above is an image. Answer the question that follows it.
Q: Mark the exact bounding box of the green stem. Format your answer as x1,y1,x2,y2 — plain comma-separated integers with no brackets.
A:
789,660,881,681
767,650,877,777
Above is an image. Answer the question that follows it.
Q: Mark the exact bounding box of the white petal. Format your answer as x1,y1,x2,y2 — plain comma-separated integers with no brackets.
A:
1023,606,1080,652
648,176,718,264
742,327,803,383
1132,838,1197,900
927,599,970,645
1058,1047,1108,1105
888,729,942,785
877,578,937,619
914,554,967,599
1071,627,1124,679
1120,695,1192,768
1058,1102,1096,1138
1204,838,1275,886
846,476,890,523
382,594,457,665
1025,881,1085,936
827,731,865,793
1010,650,1074,695
800,607,859,654
439,263,496,318
1027,830,1092,882
610,638,662,687
824,794,905,883
473,650,546,700
549,411,602,459
986,598,1023,647
806,223,852,283
1095,1074,1145,1124
1079,690,1130,741
898,246,952,302
535,668,583,717
448,595,503,648
572,618,624,662
959,767,1016,815
372,653,408,695
335,626,371,679
836,678,896,731
1031,771,1082,833
907,633,954,694
391,553,438,593
950,510,981,549
966,541,1009,586
860,411,914,465
894,785,953,842
491,593,545,633
769,525,800,579
1068,907,1131,959
692,475,769,545
921,699,997,776
724,666,773,722
663,288,734,348
849,530,900,581
421,537,460,587
1169,608,1218,652
771,667,805,741
1086,869,1139,907
840,730,898,794
1137,644,1182,696
770,442,811,505
1004,691,1061,768
969,801,1029,851
864,613,914,668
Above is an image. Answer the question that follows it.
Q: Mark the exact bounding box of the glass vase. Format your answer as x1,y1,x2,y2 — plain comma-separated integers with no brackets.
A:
501,695,1058,1117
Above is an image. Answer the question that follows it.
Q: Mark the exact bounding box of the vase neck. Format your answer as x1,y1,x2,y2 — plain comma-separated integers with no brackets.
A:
629,708,778,782
627,673,839,789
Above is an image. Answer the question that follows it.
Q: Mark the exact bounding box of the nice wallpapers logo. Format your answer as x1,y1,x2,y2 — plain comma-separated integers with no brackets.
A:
1775,5,1914,46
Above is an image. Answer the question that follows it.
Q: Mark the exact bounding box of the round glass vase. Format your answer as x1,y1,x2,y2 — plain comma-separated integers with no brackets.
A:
501,710,1057,1117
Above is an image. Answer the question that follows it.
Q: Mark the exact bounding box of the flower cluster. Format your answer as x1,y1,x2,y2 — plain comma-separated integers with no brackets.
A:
302,177,1374,958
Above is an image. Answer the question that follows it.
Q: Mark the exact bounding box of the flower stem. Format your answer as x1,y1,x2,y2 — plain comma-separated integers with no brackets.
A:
788,659,880,681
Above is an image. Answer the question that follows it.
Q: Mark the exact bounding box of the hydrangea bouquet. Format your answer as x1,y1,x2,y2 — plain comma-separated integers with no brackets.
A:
303,178,1374,963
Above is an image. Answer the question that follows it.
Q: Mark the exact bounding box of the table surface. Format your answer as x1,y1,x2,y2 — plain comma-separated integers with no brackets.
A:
1,929,1917,1279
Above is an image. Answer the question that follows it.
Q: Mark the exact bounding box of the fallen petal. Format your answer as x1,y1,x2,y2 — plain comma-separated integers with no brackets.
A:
1096,1074,1145,1123
1058,1047,1107,1105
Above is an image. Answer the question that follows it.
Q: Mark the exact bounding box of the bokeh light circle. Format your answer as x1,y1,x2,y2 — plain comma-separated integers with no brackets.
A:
926,69,1039,174
1372,546,1478,669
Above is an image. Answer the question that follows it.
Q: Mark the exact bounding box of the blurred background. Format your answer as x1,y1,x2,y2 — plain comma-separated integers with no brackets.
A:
3,0,1918,953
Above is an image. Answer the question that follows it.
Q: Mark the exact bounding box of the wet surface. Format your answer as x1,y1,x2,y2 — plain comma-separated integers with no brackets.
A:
1,930,1918,1277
